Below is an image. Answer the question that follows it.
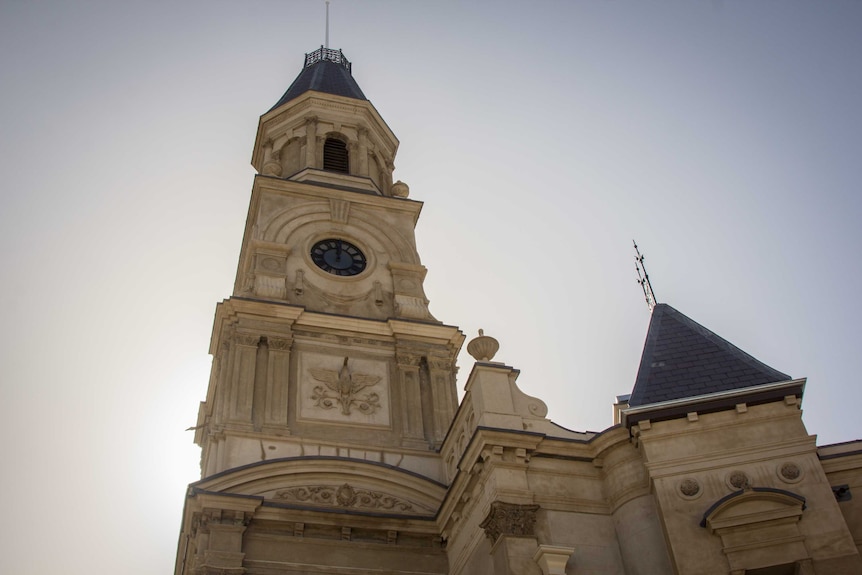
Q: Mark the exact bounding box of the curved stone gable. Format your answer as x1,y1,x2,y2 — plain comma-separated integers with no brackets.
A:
193,456,446,517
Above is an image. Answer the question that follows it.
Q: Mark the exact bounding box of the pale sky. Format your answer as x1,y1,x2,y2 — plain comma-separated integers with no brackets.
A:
1,1,861,573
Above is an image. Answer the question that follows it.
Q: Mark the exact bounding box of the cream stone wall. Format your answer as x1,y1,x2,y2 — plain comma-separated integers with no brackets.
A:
632,396,862,574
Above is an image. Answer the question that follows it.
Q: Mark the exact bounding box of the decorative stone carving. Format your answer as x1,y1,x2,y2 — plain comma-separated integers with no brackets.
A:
727,470,751,490
235,333,261,347
254,274,287,300
679,478,702,498
261,257,280,271
394,294,431,319
396,352,423,367
778,461,803,483
329,198,350,223
310,357,381,415
391,180,409,198
268,337,292,351
479,501,540,542
262,145,282,177
274,483,420,513
427,357,453,371
467,329,500,362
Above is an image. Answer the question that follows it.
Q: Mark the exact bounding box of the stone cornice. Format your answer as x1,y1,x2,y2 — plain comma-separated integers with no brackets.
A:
622,378,806,429
253,175,423,221
643,435,816,478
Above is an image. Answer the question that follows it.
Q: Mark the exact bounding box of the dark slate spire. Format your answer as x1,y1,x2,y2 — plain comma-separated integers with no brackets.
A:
269,47,367,112
629,304,791,407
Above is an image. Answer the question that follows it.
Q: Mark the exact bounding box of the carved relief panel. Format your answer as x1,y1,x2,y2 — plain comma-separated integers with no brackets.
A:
297,351,391,428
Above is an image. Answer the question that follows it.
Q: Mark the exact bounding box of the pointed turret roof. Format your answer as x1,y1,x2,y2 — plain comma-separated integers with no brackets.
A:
629,304,790,407
269,47,367,112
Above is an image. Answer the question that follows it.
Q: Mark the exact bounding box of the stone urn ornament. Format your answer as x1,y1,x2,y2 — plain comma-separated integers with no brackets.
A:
467,329,500,362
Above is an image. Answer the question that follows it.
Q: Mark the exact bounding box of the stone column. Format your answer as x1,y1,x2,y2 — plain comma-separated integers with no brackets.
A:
480,502,542,575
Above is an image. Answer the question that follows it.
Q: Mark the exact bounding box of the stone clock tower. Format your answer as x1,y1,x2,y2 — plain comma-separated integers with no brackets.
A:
194,47,463,478
175,48,466,575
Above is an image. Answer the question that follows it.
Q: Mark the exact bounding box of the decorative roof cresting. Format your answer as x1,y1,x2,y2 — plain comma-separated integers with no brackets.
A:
305,46,352,73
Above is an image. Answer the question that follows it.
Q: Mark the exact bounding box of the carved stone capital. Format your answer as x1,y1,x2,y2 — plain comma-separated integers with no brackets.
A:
479,501,540,543
396,352,423,368
427,357,453,371
234,333,260,347
268,336,293,351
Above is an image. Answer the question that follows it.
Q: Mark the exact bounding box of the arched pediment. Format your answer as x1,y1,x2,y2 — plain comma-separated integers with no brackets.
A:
701,487,806,532
263,204,418,265
192,457,445,518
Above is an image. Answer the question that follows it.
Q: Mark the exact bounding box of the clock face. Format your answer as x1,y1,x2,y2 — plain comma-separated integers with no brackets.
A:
310,238,367,276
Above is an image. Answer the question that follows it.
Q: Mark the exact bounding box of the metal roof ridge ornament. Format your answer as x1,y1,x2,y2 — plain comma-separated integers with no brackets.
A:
304,46,352,73
633,239,658,312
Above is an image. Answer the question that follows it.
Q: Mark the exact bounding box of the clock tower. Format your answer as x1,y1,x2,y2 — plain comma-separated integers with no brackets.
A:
177,48,464,575
191,47,463,482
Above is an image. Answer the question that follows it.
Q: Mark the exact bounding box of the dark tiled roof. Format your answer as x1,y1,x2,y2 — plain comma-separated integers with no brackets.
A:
269,59,367,112
629,304,791,407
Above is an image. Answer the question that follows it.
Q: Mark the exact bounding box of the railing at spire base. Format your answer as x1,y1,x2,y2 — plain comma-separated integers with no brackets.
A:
304,46,352,73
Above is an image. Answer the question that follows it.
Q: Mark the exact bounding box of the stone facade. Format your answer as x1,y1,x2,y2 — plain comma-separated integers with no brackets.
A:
174,48,862,575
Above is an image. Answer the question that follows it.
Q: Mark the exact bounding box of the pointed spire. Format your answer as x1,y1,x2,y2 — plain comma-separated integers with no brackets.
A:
629,304,790,406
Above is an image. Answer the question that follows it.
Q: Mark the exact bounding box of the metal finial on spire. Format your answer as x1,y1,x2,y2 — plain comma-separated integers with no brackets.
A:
325,0,330,48
633,240,658,311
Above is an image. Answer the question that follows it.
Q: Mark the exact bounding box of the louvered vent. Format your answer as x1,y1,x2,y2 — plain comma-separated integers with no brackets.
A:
323,138,349,173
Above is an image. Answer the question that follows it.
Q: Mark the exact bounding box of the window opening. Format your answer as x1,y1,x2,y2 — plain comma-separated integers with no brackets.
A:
323,138,349,173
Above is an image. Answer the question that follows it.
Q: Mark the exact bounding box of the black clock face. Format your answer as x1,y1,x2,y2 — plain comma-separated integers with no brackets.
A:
310,238,367,276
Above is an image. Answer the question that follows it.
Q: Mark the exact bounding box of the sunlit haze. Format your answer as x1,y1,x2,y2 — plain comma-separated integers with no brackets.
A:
1,2,860,573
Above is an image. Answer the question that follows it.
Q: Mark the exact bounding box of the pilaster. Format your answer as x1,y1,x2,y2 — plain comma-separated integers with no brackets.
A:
481,502,542,575
395,350,426,442
262,334,293,432
304,116,317,168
